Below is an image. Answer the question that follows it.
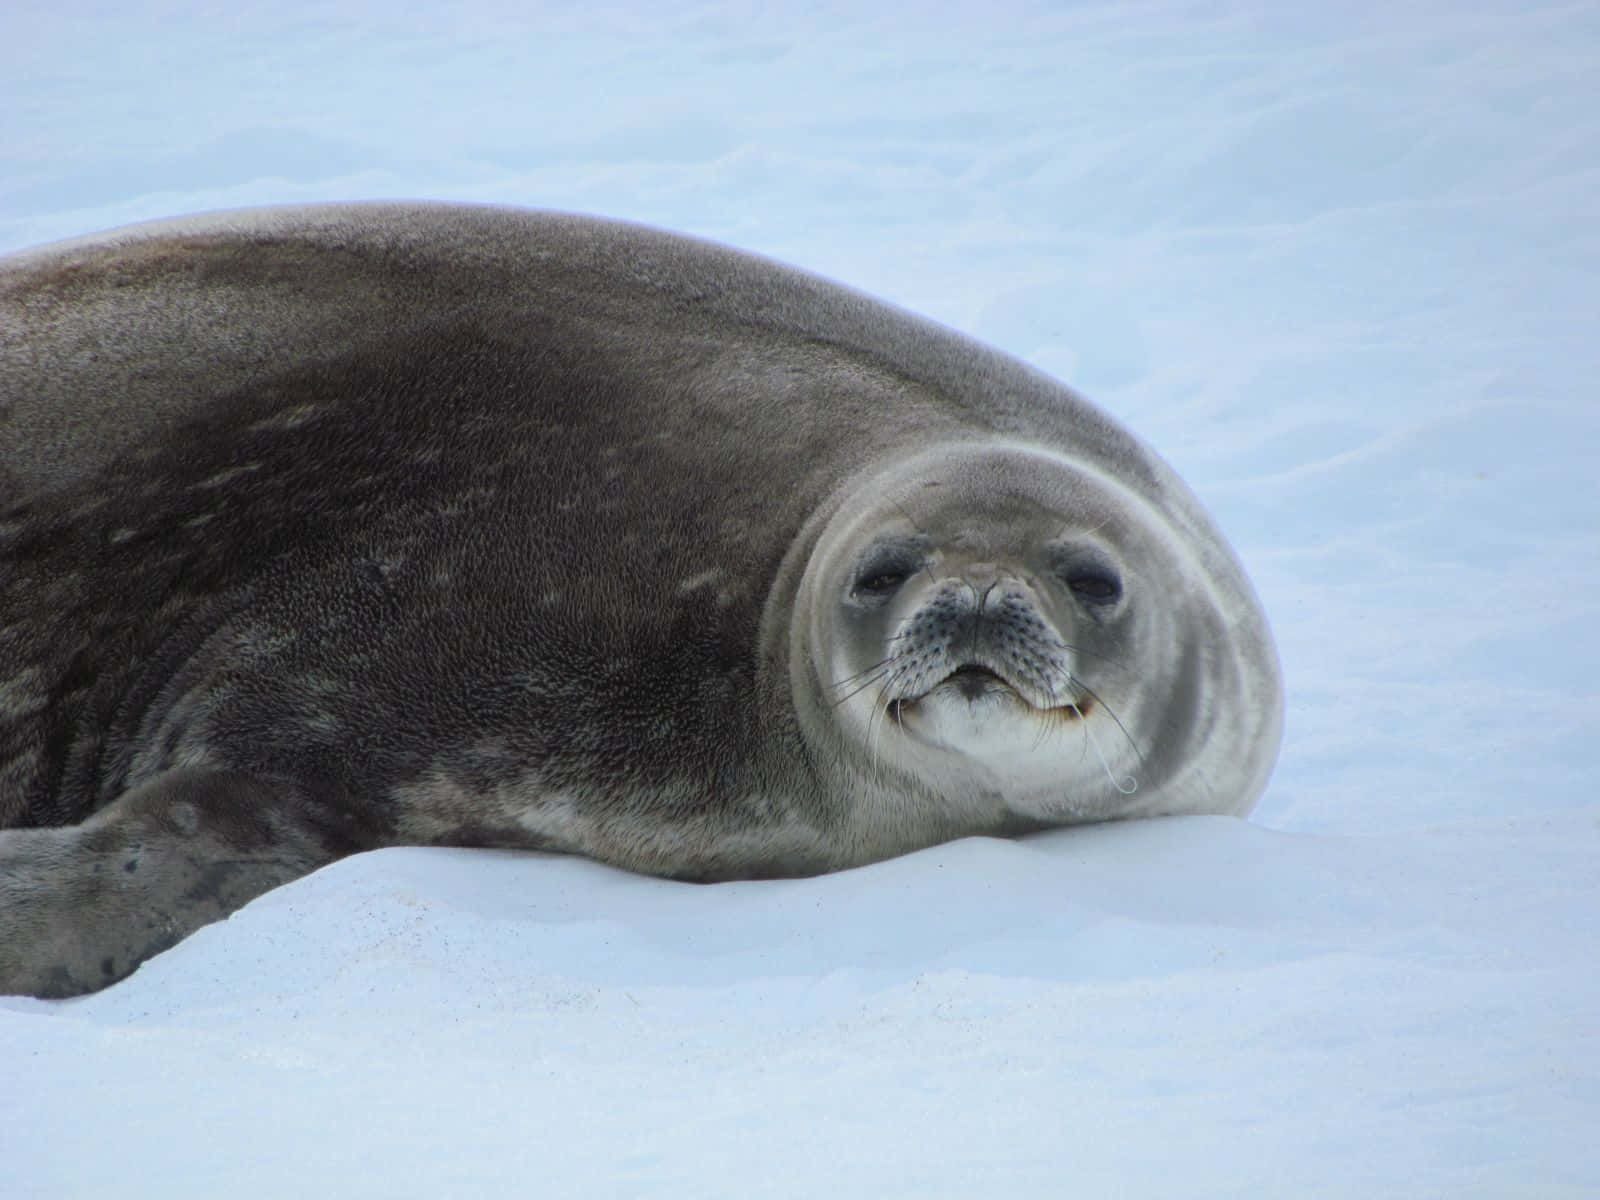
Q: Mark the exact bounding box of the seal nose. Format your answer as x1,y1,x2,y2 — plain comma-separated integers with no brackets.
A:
963,562,1001,602
959,564,1002,661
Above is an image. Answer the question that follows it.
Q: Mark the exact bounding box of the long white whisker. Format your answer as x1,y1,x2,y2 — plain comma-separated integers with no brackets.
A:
1066,673,1144,766
831,662,894,708
1073,698,1137,795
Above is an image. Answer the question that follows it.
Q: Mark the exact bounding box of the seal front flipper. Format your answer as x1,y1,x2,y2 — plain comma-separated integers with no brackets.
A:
0,768,346,997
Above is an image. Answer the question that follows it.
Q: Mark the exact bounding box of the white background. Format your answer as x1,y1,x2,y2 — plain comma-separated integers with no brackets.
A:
3,3,1596,1196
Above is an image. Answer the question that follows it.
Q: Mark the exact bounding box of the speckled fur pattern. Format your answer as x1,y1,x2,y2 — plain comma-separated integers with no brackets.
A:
0,204,1282,996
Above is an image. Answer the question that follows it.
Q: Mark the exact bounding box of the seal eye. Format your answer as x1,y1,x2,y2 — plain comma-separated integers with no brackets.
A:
1067,573,1121,603
849,539,929,602
855,568,909,596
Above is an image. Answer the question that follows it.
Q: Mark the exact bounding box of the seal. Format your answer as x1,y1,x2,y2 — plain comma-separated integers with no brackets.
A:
0,203,1282,997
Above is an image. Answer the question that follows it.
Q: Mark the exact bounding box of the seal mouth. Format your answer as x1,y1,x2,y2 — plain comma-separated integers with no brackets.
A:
944,664,1013,700
889,665,1092,721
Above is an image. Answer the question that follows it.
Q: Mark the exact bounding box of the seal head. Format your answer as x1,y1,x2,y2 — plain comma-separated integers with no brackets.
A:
792,442,1273,851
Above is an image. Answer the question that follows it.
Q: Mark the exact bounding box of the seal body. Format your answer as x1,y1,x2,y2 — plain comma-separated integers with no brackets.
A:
0,204,1282,996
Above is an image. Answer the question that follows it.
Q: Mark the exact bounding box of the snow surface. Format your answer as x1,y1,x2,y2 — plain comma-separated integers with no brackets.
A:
2,3,1596,1196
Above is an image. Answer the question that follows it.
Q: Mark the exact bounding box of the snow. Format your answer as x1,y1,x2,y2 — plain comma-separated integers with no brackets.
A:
2,3,1596,1196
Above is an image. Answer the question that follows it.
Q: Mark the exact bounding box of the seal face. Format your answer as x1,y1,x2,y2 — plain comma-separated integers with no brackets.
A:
793,441,1266,846
0,203,1282,996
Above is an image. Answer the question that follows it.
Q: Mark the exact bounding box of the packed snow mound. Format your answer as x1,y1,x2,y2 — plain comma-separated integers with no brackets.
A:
8,818,1595,1198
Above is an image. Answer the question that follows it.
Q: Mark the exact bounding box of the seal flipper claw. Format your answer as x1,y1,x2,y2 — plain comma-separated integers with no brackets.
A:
0,769,344,997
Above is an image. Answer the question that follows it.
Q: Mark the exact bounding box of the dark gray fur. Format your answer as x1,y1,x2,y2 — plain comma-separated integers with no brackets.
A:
0,204,1279,996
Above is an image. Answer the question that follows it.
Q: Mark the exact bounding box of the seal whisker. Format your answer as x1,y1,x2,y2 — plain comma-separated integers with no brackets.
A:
828,635,915,689
1057,671,1146,768
863,665,910,790
1074,701,1138,795
829,655,896,694
829,663,897,708
1042,638,1128,673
